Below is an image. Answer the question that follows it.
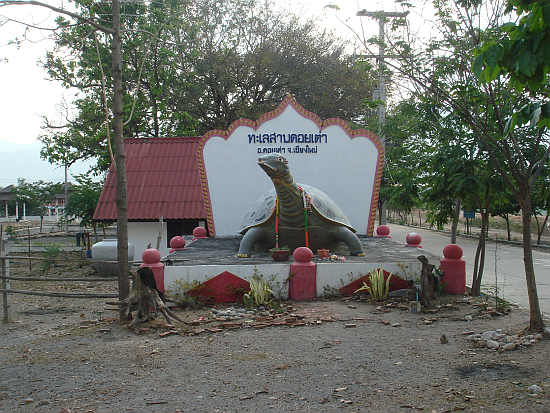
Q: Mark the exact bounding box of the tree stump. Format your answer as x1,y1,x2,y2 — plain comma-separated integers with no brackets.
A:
125,267,182,327
418,255,438,308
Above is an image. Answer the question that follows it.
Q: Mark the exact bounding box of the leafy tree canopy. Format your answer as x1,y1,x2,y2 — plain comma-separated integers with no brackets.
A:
39,0,377,173
13,179,64,217
474,0,550,128
65,174,103,227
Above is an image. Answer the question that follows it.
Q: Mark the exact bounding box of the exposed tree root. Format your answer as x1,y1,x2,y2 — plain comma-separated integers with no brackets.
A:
124,267,184,328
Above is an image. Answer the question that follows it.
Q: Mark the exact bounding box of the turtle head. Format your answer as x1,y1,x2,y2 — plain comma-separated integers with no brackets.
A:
258,154,290,179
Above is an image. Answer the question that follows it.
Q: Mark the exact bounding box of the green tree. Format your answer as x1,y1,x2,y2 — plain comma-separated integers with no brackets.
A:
531,170,550,244
38,0,377,173
469,0,550,330
379,100,423,225
490,188,520,242
336,0,547,329
2,0,130,321
406,99,507,296
14,179,63,231
474,0,549,110
65,175,103,230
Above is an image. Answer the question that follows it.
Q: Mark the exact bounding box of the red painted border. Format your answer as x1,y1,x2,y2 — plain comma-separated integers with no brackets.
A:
197,95,384,237
339,270,411,296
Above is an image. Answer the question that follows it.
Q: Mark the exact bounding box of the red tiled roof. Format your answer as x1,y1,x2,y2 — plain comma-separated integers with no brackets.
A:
93,137,207,220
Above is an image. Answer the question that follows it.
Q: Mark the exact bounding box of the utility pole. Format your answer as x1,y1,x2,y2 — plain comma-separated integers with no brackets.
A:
356,9,408,225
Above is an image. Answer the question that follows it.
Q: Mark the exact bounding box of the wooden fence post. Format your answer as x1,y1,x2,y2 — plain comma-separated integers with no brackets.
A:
27,226,32,272
1,229,9,323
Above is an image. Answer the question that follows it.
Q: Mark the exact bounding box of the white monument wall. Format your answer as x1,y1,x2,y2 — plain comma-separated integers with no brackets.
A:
202,96,383,237
128,221,169,259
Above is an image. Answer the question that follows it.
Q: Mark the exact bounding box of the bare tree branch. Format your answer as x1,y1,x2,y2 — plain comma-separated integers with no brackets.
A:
1,15,77,31
123,33,151,127
93,31,115,166
0,1,114,34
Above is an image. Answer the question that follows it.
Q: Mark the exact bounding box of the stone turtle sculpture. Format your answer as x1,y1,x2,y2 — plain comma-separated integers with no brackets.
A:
237,154,364,257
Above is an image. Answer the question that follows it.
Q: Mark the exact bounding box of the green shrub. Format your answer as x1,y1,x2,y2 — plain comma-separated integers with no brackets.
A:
41,244,61,274
5,226,16,239
166,279,205,309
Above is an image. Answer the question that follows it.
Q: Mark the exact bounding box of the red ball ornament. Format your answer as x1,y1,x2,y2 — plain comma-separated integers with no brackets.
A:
293,247,314,263
192,226,207,239
443,244,463,259
376,225,390,237
142,248,161,264
169,236,186,250
406,232,422,247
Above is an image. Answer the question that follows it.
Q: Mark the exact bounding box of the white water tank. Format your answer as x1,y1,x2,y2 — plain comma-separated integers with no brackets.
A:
91,238,135,276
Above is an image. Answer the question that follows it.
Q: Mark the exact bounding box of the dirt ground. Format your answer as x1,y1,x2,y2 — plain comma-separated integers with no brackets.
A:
0,254,549,413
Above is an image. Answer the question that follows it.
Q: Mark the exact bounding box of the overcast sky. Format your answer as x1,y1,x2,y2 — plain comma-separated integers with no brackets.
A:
0,0,416,186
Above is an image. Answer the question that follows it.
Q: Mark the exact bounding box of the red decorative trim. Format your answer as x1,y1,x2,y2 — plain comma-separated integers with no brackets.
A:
339,270,410,296
188,271,250,304
196,139,216,236
198,95,384,237
255,95,324,128
368,147,385,236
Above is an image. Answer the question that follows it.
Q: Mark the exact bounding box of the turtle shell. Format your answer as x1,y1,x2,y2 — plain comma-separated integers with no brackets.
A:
239,183,356,234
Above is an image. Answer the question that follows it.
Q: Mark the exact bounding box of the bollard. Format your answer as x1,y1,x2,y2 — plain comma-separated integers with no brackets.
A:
289,247,316,300
375,225,391,238
440,244,466,294
406,232,422,248
140,248,165,294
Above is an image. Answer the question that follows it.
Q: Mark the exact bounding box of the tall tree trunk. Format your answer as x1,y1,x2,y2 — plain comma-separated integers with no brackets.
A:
520,194,545,331
451,198,460,244
112,0,130,321
503,214,511,241
152,40,160,137
471,209,488,296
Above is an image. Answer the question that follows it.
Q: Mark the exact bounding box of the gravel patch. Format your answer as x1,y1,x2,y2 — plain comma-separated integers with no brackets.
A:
0,254,549,412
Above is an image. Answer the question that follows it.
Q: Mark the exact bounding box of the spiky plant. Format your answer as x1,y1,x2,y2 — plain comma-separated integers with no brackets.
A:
354,268,392,300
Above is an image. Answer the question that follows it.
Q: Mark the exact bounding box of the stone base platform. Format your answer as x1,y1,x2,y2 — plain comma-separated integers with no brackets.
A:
161,236,439,301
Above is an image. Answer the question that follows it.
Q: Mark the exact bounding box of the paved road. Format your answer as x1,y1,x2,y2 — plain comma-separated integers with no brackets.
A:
388,224,550,317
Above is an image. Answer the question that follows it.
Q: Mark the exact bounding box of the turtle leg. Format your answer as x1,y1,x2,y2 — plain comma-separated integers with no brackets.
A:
333,227,365,256
238,227,267,258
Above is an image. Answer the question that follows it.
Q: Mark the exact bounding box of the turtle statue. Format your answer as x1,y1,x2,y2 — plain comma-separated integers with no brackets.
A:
237,154,365,257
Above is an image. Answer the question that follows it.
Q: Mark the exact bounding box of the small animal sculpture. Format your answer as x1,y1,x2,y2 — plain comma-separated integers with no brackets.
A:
237,154,364,257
